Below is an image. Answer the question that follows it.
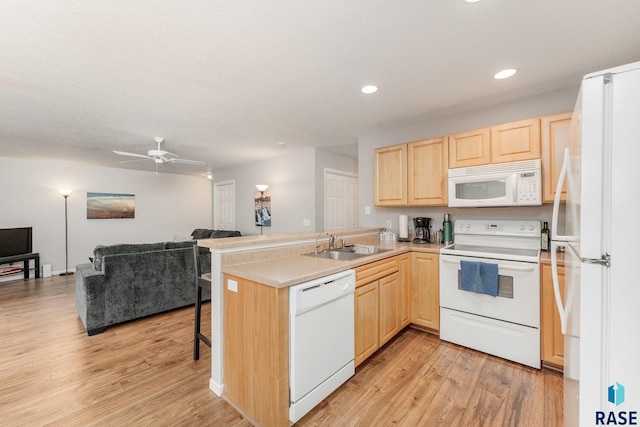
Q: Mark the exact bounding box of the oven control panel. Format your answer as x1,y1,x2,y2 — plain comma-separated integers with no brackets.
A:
454,219,541,237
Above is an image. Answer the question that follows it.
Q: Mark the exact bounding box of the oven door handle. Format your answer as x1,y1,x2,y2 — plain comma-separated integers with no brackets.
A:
441,257,537,272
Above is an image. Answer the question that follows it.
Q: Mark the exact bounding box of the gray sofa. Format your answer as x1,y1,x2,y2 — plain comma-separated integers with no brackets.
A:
75,229,241,336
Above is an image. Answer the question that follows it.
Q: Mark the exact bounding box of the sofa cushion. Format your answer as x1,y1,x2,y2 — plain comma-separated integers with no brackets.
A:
191,229,213,239
164,241,196,250
210,230,242,238
93,242,166,271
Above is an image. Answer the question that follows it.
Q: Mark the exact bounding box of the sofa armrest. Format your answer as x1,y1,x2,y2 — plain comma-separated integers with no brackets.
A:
75,263,107,335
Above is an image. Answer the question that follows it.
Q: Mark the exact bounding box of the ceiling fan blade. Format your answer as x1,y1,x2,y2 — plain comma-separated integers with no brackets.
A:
113,150,152,159
168,158,205,165
117,159,150,164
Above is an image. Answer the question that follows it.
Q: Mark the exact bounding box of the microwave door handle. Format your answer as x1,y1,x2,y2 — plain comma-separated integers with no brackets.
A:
551,148,576,241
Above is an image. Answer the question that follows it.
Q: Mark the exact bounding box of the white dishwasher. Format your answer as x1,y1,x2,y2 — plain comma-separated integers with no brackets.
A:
289,269,356,424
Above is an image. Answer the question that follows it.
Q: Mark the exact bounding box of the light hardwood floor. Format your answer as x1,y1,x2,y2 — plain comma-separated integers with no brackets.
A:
0,275,562,426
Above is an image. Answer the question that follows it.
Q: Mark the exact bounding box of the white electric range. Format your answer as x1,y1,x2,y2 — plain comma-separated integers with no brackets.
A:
439,219,542,368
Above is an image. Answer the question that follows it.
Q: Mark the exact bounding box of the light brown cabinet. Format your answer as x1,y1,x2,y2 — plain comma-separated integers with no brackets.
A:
354,256,400,366
374,144,407,206
491,118,541,163
407,138,448,206
448,118,540,168
223,274,289,427
355,281,379,366
541,112,572,203
410,252,440,331
374,138,448,206
398,253,412,328
378,272,401,346
448,127,491,168
541,263,565,368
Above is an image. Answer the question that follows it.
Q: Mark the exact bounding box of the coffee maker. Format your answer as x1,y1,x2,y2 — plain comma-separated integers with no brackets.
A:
413,217,432,244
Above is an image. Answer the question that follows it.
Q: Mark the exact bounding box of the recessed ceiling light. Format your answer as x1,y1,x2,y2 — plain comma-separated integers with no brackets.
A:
465,0,481,3
361,85,378,94
494,68,517,80
277,141,285,147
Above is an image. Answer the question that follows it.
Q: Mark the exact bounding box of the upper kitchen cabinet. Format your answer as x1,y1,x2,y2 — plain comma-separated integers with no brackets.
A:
374,144,407,206
448,118,541,168
374,138,448,207
407,138,448,206
448,127,491,168
490,118,541,163
541,112,572,203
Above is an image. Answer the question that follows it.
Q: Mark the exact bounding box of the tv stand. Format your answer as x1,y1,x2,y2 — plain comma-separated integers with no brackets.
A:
0,253,40,279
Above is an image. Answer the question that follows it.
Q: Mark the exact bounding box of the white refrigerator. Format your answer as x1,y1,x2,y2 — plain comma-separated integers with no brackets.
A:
551,61,640,426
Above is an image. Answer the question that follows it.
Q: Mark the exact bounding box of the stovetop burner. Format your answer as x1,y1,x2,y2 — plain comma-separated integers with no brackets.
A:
440,219,542,263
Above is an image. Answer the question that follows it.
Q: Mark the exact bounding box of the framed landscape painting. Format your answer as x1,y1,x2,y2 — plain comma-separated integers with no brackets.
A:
87,192,135,219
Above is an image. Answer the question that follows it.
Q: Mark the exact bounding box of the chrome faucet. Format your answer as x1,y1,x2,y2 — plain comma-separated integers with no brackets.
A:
315,231,329,254
328,234,336,250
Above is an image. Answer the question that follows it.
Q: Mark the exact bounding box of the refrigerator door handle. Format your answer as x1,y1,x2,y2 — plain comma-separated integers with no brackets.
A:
551,148,577,241
550,241,568,335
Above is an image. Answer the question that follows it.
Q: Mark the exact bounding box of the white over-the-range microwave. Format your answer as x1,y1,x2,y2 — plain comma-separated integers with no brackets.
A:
447,159,542,207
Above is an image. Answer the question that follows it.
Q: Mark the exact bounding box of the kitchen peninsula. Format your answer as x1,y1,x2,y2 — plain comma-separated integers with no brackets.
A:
197,229,443,427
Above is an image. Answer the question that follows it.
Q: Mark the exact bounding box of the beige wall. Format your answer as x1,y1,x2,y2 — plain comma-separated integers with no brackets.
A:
356,86,579,234
0,156,212,275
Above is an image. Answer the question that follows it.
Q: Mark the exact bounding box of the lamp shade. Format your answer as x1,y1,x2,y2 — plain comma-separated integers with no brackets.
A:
60,189,73,197
255,184,269,192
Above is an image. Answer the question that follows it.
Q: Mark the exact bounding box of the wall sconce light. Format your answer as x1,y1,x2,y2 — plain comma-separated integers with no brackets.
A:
59,189,73,276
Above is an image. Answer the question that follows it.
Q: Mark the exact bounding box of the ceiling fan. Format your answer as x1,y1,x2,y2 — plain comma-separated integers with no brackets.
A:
113,137,204,173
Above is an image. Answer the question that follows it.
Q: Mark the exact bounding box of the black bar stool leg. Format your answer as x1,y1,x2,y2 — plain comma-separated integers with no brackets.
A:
194,276,212,361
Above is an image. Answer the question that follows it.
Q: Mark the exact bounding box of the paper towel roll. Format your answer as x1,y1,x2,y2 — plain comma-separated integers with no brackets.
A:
399,215,408,239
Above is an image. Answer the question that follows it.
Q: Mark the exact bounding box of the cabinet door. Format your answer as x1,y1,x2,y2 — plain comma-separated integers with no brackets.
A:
374,144,407,206
408,138,448,206
448,128,491,168
379,272,400,346
490,118,541,163
355,281,379,367
541,263,565,368
410,252,440,331
398,253,411,328
541,112,572,203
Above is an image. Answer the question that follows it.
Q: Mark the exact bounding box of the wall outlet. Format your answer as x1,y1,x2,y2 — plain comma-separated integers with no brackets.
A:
386,220,393,230
365,206,371,214
303,218,310,226
227,279,238,293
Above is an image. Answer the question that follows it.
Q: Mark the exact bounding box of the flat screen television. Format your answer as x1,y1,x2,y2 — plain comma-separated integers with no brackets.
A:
0,227,33,258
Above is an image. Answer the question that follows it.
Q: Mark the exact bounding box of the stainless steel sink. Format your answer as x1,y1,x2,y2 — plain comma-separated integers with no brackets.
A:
302,245,393,261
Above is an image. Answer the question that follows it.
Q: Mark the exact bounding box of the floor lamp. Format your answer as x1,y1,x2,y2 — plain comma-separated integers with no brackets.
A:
59,189,74,276
256,184,269,235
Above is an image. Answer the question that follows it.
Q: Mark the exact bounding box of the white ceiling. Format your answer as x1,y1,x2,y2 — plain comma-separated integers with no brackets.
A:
2,1,640,176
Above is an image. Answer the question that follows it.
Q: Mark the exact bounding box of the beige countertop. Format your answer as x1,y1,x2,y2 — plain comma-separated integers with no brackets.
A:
222,241,444,288
197,228,383,251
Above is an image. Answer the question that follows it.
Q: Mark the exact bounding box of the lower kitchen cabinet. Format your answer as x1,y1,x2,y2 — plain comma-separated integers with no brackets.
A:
398,253,412,328
354,256,407,367
379,272,401,346
355,281,379,366
541,263,565,369
411,252,440,331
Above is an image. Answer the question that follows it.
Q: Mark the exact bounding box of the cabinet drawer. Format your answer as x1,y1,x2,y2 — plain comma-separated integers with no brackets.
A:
355,257,399,288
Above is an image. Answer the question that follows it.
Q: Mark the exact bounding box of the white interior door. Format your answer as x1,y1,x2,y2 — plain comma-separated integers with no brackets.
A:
214,180,235,231
324,169,358,231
